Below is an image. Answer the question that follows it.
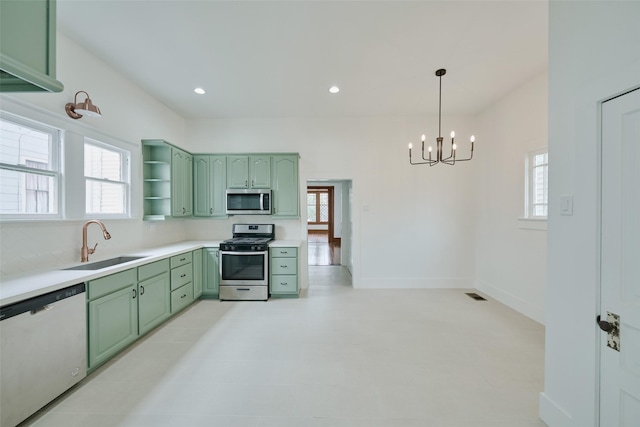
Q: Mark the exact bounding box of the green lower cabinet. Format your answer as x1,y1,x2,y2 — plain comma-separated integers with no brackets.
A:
193,249,203,298
88,283,138,370
270,247,299,297
138,271,171,335
171,283,194,313
203,248,220,298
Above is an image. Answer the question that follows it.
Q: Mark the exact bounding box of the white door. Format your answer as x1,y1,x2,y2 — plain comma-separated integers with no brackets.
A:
600,87,640,427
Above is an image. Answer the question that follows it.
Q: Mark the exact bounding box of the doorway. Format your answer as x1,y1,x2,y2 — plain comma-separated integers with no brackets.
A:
306,180,352,270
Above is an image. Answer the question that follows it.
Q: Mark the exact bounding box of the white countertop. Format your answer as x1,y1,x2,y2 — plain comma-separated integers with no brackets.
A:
0,239,302,306
0,240,222,306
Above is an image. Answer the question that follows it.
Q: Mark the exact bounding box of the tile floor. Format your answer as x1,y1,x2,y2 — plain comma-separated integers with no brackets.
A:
26,266,546,426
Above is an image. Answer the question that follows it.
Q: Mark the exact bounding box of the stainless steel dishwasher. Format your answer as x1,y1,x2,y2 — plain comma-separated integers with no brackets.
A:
0,283,87,427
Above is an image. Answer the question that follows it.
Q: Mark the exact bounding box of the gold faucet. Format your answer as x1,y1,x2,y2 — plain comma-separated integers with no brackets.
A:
81,220,111,262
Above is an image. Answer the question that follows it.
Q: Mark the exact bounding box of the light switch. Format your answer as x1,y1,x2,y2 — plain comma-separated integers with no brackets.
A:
560,195,573,216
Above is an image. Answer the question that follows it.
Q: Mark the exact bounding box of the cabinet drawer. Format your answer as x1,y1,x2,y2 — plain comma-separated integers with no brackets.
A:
171,283,194,313
170,263,192,290
170,252,192,268
138,258,169,282
271,275,298,294
271,257,297,275
271,247,297,258
87,268,137,300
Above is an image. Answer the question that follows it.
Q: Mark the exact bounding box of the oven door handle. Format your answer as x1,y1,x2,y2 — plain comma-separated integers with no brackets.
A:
220,251,268,256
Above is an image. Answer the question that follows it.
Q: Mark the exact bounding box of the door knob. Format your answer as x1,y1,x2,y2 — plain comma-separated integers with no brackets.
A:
597,315,613,332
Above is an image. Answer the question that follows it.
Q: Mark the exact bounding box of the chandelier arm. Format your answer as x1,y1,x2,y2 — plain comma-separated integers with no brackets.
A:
410,157,438,166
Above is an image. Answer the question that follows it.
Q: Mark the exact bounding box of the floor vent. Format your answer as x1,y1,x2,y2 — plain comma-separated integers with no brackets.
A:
465,292,487,301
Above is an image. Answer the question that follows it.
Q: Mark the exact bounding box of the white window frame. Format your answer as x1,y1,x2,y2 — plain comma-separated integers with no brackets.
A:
524,147,548,221
84,138,131,218
0,112,63,220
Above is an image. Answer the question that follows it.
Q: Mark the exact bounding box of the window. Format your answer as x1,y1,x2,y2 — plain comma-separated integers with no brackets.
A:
526,148,548,219
84,139,130,215
0,115,60,217
307,188,329,224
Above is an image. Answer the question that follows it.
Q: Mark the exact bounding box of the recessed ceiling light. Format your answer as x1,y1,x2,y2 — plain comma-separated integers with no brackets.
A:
194,87,206,95
329,86,340,94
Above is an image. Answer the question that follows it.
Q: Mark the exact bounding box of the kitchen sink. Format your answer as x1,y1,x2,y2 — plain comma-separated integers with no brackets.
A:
63,256,146,270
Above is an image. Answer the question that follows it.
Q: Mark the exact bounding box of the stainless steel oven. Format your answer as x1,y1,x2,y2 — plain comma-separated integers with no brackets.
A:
219,224,274,301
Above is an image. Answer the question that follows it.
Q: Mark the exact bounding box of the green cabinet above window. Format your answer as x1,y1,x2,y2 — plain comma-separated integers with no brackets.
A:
0,0,64,92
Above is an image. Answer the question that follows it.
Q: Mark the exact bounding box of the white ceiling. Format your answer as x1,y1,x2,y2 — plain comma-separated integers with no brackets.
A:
57,0,548,119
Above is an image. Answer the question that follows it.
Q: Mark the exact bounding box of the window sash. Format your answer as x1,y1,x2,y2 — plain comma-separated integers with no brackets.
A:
526,149,548,219
84,139,130,217
0,114,61,218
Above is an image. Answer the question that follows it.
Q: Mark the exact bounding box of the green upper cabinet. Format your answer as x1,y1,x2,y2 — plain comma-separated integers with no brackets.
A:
171,147,193,217
0,0,63,92
142,140,192,220
272,155,300,218
227,155,271,189
142,140,172,220
194,155,227,217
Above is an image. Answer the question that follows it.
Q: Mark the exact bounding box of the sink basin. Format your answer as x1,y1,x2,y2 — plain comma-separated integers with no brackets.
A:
63,256,146,271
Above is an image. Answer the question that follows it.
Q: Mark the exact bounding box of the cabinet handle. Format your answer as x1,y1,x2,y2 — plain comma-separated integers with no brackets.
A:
280,265,287,268
245,180,248,188
210,208,213,214
180,257,186,261
132,289,137,299
280,282,288,286
140,286,145,296
180,274,186,278
181,294,187,299
183,207,186,214
280,251,287,254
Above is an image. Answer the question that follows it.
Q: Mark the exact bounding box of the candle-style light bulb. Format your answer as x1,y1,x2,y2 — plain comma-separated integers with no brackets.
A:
470,135,475,143
452,143,457,150
450,131,455,139
421,134,426,143
428,146,433,152
408,143,413,149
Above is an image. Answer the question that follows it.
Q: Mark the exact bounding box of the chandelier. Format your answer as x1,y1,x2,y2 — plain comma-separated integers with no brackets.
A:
408,69,475,166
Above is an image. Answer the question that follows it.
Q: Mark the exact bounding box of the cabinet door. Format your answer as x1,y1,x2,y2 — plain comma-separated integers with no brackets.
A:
227,156,249,188
88,286,138,369
193,249,203,298
249,155,271,188
272,155,299,217
203,248,220,297
0,0,64,92
210,156,227,216
138,271,170,336
184,153,193,217
193,156,211,217
171,148,186,216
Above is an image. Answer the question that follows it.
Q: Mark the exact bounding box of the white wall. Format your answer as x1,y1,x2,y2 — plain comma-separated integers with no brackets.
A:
185,116,478,290
0,33,187,278
542,2,640,426
475,71,548,324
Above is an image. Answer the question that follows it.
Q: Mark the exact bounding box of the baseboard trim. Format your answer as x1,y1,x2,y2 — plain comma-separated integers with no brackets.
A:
358,277,473,289
476,279,545,324
539,392,573,427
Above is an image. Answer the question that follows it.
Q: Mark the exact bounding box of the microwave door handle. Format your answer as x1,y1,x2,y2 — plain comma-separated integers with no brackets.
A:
260,193,264,210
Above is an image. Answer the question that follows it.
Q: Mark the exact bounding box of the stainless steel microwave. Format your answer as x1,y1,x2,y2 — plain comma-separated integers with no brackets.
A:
226,189,271,215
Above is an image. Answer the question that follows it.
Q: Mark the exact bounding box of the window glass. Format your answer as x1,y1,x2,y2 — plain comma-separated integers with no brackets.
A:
527,149,548,218
84,140,129,215
0,116,59,216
